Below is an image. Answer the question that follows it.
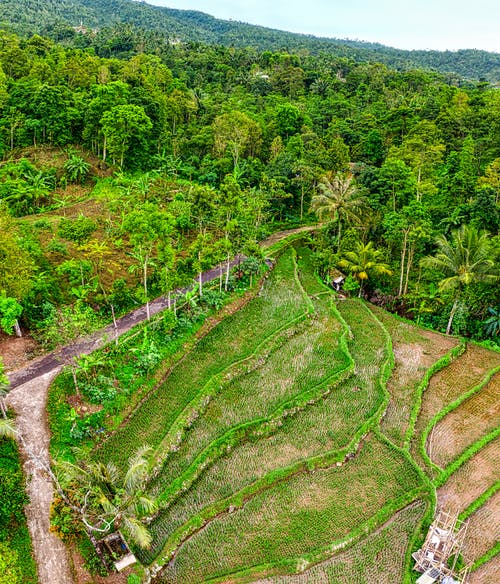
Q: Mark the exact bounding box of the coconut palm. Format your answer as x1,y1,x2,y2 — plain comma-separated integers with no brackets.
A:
311,172,367,251
338,241,392,297
59,445,157,549
421,225,498,335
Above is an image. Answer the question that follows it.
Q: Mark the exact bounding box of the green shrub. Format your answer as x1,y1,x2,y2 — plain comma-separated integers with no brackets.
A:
57,215,97,244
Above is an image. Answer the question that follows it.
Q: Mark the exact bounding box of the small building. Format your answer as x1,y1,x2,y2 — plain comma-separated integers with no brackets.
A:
100,532,137,572
328,268,345,291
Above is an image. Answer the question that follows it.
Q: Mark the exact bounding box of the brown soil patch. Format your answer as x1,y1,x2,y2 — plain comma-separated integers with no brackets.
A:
428,372,500,468
261,225,318,249
412,343,500,465
369,305,459,447
468,555,500,584
437,437,500,514
0,333,39,372
463,490,500,563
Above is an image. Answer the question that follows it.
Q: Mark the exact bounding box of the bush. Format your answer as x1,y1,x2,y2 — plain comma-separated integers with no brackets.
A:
81,375,117,405
57,215,97,244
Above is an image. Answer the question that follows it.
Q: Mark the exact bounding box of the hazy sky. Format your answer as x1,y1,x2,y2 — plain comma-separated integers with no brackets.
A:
146,1,500,52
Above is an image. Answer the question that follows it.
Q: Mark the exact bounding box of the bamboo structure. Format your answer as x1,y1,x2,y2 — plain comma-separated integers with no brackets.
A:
412,509,470,584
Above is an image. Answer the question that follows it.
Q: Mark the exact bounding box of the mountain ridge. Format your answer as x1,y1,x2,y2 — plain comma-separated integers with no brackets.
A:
1,0,499,82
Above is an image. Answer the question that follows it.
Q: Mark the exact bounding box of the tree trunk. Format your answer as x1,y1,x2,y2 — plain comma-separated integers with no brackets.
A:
398,230,408,297
143,256,150,321
446,298,459,335
102,135,107,162
14,319,22,338
219,265,223,293
110,305,118,345
86,529,109,570
71,366,80,397
198,270,203,297
337,220,342,253
403,244,414,296
225,253,231,292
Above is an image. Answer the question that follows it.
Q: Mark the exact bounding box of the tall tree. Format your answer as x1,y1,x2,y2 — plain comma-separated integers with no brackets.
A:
0,206,34,336
421,225,498,334
311,172,367,251
101,104,152,168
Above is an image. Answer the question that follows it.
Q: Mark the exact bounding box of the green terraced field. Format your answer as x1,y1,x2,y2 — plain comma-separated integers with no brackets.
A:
50,241,500,582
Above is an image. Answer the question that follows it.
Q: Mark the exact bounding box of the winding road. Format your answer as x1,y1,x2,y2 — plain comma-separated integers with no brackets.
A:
4,226,315,584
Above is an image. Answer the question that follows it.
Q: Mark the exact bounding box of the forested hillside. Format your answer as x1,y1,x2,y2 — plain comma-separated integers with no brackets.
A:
0,20,498,350
0,5,499,583
1,0,500,82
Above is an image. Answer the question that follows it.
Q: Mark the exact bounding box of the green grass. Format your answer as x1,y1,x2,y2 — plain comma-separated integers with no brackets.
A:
94,247,310,469
51,240,500,581
258,501,427,584
140,291,353,563
152,302,346,493
155,435,423,583
139,250,394,566
0,439,37,584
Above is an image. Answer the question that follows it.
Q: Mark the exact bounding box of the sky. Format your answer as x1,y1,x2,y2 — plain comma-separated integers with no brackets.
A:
146,1,500,53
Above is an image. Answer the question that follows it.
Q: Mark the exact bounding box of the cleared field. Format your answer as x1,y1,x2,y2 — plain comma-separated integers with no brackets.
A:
462,490,500,563
95,247,310,468
411,343,500,465
428,372,500,468
256,501,427,584
156,435,423,583
369,305,459,447
437,437,500,513
141,294,386,564
468,555,500,584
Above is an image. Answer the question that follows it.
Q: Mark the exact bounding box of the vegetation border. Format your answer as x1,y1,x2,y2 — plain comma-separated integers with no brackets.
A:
150,297,395,566
197,488,427,583
471,541,500,572
458,481,500,522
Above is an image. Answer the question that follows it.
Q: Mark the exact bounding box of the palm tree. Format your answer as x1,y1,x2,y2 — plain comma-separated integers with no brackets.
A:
310,172,367,251
421,225,498,335
59,445,157,549
338,241,392,297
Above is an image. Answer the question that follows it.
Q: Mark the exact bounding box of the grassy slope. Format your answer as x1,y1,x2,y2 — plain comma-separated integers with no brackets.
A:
258,501,427,584
47,240,500,582
157,435,423,583
94,247,310,468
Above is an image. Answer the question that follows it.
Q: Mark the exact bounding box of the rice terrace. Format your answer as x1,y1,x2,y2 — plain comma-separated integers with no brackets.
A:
42,239,499,583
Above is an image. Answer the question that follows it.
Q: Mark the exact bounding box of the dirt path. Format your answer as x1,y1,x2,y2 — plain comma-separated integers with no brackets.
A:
6,369,72,584
4,228,314,584
7,254,244,390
